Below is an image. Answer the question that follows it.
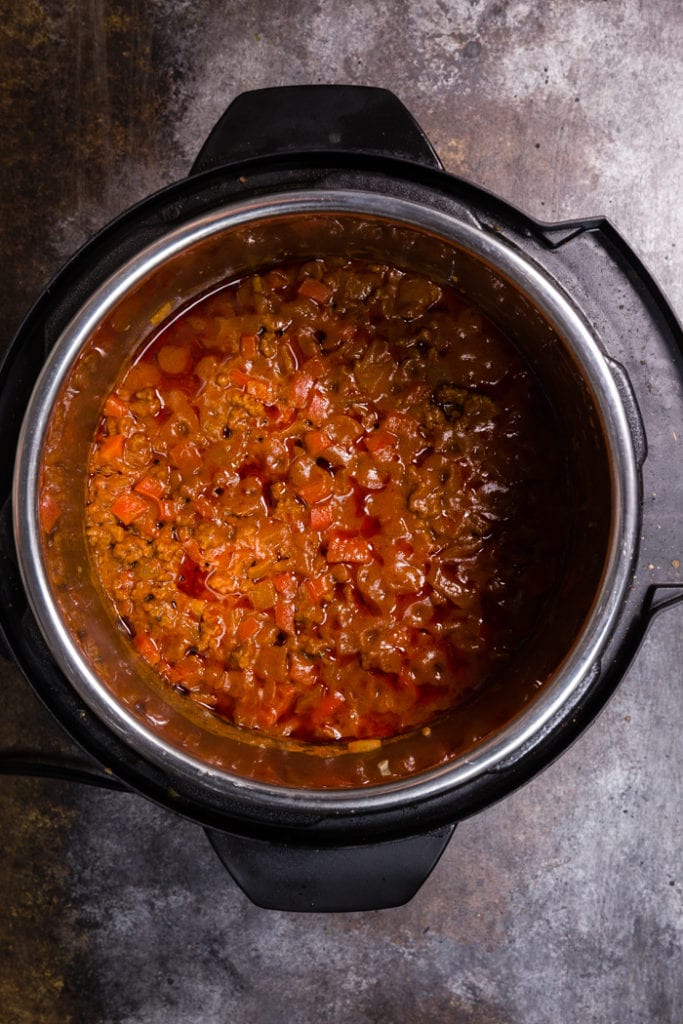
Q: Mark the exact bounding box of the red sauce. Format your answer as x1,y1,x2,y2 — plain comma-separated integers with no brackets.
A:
83,258,566,743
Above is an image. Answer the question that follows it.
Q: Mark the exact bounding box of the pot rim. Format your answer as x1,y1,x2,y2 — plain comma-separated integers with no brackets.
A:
13,189,639,813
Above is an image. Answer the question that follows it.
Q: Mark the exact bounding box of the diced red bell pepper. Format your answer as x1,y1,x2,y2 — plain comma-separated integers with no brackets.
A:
133,475,165,501
305,575,332,603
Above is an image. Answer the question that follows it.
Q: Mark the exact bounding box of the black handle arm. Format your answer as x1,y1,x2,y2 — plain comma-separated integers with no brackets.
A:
205,824,455,912
191,85,443,175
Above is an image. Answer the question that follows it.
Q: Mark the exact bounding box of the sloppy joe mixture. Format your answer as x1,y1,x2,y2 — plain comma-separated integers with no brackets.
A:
82,258,565,743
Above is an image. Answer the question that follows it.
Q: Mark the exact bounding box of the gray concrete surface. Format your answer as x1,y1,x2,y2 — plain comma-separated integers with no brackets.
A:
0,2,681,1022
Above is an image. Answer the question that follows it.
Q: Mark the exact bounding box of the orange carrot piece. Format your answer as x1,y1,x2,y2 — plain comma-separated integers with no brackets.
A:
297,477,334,506
237,615,260,642
98,434,125,462
298,278,331,304
103,394,128,418
240,333,259,358
274,601,295,634
111,492,150,525
134,632,161,665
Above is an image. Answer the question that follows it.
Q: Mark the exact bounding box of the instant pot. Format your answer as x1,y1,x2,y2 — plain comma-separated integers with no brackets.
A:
1,86,681,911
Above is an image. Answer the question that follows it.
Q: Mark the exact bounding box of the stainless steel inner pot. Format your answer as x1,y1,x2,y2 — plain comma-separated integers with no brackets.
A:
12,190,638,808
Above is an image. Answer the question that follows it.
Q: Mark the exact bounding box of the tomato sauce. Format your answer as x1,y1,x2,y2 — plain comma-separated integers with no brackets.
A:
83,258,567,743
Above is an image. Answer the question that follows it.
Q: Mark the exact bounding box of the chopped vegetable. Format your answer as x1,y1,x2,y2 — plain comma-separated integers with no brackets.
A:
79,256,566,746
111,492,151,525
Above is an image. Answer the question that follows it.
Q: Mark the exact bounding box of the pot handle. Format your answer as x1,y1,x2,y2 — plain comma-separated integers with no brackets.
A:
205,824,455,912
190,85,443,175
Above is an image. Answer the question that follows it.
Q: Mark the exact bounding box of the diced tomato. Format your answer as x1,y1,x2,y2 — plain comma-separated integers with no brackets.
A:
237,615,261,642
274,601,295,634
297,477,334,506
265,404,296,428
246,377,272,402
240,333,259,358
306,388,330,426
311,690,345,727
310,502,334,531
297,278,331,304
305,575,332,603
183,538,204,564
326,533,373,564
302,356,325,379
365,428,398,454
229,367,271,401
133,475,164,501
255,647,288,683
134,632,161,665
384,411,422,440
169,440,202,476
273,572,297,597
177,554,208,598
103,394,128,418
98,434,125,462
39,492,62,534
229,368,250,389
304,428,332,456
111,492,150,525
289,653,318,686
291,371,314,408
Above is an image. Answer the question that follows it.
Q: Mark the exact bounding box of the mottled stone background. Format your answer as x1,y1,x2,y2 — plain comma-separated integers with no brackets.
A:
0,2,681,1022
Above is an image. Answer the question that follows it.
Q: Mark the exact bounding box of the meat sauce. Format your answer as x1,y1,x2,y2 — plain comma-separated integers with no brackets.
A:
83,258,566,743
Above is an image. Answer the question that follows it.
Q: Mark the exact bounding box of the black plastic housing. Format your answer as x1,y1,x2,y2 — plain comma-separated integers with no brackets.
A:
1,86,681,910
